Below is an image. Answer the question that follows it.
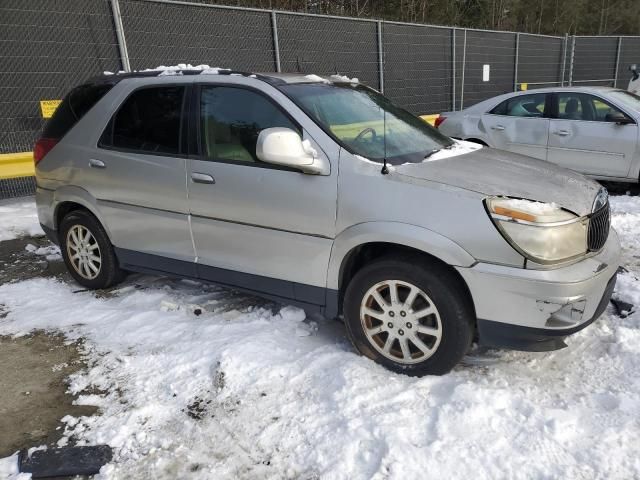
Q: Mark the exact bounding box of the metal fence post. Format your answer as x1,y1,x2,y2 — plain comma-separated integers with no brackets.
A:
460,29,467,110
109,0,131,72
560,33,568,86
514,32,520,91
377,21,384,93
271,11,281,73
451,28,456,111
569,35,576,86
614,36,622,87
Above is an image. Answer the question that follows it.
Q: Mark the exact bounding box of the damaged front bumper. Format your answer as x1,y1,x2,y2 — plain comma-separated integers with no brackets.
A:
456,229,621,352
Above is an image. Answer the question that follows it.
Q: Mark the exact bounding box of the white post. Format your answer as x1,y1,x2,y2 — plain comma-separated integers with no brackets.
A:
110,0,131,72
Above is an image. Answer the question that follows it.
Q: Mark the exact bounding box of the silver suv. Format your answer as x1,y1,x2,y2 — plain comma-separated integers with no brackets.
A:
35,70,620,375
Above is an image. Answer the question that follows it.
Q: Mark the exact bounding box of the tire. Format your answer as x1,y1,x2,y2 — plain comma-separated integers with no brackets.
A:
59,209,125,289
343,256,474,376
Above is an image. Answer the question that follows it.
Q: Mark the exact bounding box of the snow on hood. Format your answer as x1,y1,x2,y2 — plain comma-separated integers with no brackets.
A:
426,139,483,161
396,147,602,216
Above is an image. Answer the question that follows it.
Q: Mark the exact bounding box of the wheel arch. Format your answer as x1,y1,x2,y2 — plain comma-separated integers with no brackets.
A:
327,222,477,316
52,186,113,240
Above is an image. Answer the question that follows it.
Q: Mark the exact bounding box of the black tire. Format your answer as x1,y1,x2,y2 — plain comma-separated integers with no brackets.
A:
59,209,125,289
343,256,474,376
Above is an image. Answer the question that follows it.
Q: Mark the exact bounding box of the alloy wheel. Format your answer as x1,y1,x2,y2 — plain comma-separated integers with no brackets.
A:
66,224,102,280
360,280,443,364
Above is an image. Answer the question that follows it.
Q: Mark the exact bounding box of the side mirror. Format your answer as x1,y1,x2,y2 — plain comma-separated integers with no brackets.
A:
605,112,634,125
256,128,329,175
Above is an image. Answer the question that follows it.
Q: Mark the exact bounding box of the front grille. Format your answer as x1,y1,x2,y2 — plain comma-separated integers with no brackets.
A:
587,202,610,251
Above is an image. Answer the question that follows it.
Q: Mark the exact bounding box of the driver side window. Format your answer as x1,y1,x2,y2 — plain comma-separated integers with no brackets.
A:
556,92,630,122
199,86,300,164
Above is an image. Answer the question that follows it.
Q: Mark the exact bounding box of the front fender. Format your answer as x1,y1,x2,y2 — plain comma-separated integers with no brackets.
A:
326,221,476,290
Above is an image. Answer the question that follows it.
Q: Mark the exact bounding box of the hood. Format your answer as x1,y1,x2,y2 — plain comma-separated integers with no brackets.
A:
395,148,602,216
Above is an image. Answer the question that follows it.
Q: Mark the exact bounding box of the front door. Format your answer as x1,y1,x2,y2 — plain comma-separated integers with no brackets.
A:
186,84,337,307
480,92,551,160
547,92,637,178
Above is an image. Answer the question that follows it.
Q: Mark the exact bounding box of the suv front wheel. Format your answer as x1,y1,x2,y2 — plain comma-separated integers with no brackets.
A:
60,210,125,289
343,256,474,376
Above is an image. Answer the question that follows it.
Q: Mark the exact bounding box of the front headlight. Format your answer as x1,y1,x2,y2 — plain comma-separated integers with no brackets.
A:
486,197,588,264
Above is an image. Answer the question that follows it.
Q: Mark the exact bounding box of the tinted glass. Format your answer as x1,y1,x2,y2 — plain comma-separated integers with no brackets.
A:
200,86,299,163
43,83,113,139
557,92,629,122
281,83,453,165
106,86,185,154
490,93,546,118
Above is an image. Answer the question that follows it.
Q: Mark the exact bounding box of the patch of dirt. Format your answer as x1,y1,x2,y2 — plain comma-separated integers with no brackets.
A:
0,236,69,285
0,331,98,457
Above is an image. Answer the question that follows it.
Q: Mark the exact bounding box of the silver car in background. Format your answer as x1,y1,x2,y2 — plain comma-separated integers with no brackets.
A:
438,87,640,183
34,71,620,376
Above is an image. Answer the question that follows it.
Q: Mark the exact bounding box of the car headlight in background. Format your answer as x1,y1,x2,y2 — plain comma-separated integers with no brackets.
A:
486,197,588,264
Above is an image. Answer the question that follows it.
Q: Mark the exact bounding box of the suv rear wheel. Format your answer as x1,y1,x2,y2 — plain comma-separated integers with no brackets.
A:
60,210,125,289
343,256,474,376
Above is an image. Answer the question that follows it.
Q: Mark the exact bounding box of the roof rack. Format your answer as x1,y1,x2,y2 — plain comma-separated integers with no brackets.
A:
84,68,277,86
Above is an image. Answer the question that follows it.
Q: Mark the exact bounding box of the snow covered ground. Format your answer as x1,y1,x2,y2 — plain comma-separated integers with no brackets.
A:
0,199,43,241
1,197,640,479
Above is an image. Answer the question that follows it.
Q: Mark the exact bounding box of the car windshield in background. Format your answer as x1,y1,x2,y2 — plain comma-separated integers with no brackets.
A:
607,90,640,112
281,83,454,165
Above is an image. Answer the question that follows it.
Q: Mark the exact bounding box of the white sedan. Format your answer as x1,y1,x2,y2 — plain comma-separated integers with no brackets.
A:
437,87,640,184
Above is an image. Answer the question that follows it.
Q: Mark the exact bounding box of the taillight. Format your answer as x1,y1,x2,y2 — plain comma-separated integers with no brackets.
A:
434,116,447,128
34,138,58,165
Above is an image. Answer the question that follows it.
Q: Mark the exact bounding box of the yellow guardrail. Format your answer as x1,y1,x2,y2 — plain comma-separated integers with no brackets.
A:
420,114,439,126
0,152,34,180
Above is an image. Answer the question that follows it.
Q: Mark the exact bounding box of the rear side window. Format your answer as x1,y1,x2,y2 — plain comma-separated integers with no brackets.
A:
490,93,547,118
100,86,185,155
43,83,113,139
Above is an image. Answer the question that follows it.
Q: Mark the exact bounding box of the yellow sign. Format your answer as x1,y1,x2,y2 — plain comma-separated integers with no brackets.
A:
520,83,528,91
40,100,61,119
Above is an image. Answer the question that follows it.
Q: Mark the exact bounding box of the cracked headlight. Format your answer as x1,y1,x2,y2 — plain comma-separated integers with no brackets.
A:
486,197,588,264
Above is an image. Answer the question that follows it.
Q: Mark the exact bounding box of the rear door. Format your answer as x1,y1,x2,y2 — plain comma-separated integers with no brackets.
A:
547,92,637,178
86,83,195,268
480,92,551,160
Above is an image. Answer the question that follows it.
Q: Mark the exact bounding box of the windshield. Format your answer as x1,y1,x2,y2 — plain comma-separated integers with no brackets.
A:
280,83,454,164
608,89,640,112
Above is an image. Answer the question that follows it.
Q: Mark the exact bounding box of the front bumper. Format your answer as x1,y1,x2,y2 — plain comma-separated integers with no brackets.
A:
456,229,621,352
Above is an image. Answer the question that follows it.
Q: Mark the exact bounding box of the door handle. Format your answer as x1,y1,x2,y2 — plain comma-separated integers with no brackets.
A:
88,159,105,169
553,130,570,137
191,172,215,184
491,125,505,131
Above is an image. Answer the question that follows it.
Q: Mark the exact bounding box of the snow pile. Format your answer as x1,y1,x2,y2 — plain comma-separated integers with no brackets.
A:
0,454,28,479
0,197,640,478
304,74,329,83
25,243,61,261
491,197,560,215
304,74,359,84
330,74,359,84
425,139,483,161
0,198,44,241
105,65,233,77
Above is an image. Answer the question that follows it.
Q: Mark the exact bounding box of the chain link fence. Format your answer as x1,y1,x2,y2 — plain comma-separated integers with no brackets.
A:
2,0,640,161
